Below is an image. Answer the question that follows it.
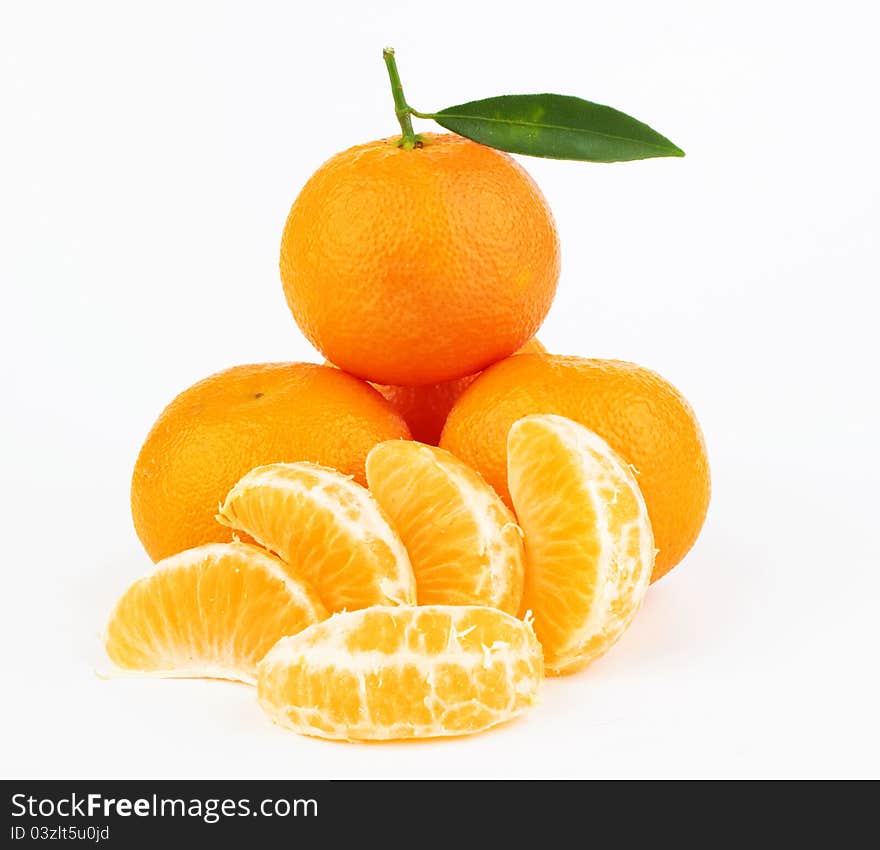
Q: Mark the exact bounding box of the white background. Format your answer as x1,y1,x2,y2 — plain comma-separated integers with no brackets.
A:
2,0,878,779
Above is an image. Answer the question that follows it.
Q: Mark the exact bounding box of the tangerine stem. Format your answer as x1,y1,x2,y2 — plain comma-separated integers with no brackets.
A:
383,47,421,150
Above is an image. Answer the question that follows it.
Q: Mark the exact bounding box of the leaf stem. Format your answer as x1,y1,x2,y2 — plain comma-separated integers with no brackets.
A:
383,48,423,150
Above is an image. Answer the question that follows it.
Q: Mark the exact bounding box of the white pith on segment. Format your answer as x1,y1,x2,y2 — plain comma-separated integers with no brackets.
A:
257,606,544,741
366,442,524,612
103,542,327,685
216,462,416,610
508,415,655,674
427,446,524,609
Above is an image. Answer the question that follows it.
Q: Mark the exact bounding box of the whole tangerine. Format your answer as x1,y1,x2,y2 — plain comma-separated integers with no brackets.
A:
281,133,559,386
440,354,710,580
131,362,411,562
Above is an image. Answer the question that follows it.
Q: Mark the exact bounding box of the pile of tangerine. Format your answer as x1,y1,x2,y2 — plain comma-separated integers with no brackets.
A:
106,128,709,741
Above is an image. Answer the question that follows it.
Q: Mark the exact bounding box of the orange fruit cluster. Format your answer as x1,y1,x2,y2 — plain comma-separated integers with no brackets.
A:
113,132,710,742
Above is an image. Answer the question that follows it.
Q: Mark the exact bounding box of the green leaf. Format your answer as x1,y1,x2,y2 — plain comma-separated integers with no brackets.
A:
428,94,684,162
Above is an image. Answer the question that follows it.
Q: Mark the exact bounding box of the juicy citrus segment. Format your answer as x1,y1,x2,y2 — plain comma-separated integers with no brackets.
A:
507,415,655,675
257,606,543,741
366,441,525,613
216,462,416,613
103,542,327,684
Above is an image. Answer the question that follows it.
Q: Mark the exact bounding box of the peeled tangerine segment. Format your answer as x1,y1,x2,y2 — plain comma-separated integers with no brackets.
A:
258,605,544,741
216,462,416,613
366,441,524,613
507,415,655,675
103,542,328,684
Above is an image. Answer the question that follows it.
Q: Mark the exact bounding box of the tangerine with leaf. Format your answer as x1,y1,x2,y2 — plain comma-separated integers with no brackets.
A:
281,49,683,387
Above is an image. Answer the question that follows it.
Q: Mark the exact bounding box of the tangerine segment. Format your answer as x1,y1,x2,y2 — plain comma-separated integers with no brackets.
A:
507,415,655,675
366,441,524,613
104,542,327,684
216,462,416,613
257,606,543,741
